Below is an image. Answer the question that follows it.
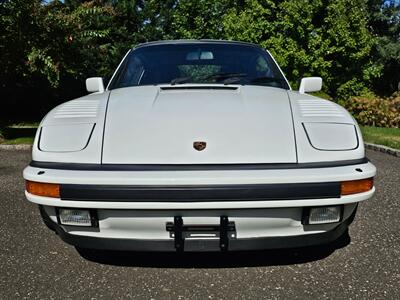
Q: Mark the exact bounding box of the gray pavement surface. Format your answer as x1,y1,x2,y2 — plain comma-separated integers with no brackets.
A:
0,149,399,299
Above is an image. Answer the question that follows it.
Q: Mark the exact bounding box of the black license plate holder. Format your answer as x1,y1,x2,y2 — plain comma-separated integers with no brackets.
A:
166,216,236,251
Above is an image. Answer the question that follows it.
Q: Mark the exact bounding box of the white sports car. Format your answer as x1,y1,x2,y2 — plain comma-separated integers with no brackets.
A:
23,40,376,252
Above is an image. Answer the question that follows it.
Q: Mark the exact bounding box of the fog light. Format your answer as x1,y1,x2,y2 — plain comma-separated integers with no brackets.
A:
303,206,342,225
57,208,94,227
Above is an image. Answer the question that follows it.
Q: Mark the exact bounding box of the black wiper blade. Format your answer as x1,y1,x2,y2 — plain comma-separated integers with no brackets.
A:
170,76,192,85
223,77,244,85
250,76,285,84
203,72,247,81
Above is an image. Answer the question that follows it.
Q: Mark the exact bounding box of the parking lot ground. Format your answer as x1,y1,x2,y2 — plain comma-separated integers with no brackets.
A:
0,149,399,299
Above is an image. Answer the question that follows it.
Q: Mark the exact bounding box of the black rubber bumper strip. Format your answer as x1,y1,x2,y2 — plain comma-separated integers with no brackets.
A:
30,157,369,171
60,182,341,202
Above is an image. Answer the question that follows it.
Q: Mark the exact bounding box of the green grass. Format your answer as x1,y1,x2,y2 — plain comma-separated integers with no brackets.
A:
8,122,40,128
361,126,400,150
0,125,37,145
0,137,34,145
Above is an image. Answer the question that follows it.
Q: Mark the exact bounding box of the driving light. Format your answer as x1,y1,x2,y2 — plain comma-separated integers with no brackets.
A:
341,178,373,195
26,181,60,198
57,208,93,226
304,206,342,225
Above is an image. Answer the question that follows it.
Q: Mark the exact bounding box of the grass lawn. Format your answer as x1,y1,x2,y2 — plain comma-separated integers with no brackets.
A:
361,126,400,150
0,125,37,145
0,136,35,145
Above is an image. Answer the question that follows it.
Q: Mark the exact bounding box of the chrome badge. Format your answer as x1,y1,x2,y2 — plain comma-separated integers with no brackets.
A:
193,141,207,151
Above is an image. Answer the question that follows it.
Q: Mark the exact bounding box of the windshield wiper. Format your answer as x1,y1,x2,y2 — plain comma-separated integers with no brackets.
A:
203,72,247,81
223,77,245,85
250,76,285,86
170,76,192,85
170,73,247,85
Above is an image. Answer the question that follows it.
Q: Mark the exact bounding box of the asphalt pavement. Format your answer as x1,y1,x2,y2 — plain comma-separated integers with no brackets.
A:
0,149,399,299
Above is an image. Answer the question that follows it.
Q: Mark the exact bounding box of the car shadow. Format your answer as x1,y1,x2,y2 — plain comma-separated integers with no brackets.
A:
76,231,350,268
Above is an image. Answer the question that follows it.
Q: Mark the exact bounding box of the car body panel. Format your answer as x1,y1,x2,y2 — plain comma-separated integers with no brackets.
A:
102,85,297,164
287,91,365,162
31,92,109,164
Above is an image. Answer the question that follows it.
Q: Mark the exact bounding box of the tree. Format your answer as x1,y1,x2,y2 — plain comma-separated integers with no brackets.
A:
169,0,238,39
223,0,379,99
368,0,400,94
1,0,399,125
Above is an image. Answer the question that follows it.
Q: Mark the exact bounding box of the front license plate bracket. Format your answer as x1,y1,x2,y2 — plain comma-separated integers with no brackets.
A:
166,216,236,251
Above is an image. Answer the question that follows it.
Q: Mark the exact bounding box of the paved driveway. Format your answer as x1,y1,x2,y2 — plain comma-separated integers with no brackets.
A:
0,149,399,299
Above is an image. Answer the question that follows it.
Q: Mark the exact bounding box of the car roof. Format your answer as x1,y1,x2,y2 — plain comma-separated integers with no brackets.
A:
134,39,262,49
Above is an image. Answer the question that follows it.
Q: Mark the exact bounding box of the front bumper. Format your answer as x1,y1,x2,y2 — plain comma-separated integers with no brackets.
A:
40,205,357,251
23,161,376,209
26,161,374,251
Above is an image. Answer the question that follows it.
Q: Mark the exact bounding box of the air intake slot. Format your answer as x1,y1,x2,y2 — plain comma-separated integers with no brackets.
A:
160,86,238,91
54,100,100,119
298,99,344,117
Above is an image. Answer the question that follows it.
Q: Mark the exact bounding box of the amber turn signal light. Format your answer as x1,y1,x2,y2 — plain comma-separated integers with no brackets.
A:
26,181,60,198
341,178,374,196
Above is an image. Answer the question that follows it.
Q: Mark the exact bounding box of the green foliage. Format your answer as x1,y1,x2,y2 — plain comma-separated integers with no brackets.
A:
169,0,239,39
342,92,400,128
223,0,379,98
368,0,400,94
0,0,399,124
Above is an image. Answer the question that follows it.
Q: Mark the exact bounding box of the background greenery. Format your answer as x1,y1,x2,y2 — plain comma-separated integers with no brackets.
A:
1,0,399,129
361,126,400,149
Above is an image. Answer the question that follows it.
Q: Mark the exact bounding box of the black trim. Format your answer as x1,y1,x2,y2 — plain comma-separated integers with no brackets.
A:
37,127,43,151
165,216,235,251
100,90,112,164
287,91,299,162
219,216,231,251
135,40,263,49
160,86,238,91
59,182,341,202
29,157,369,171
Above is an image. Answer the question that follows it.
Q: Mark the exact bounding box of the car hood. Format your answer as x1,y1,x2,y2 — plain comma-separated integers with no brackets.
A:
102,85,297,164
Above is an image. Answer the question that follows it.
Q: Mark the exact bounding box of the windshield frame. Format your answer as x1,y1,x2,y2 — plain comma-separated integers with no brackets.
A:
107,41,291,91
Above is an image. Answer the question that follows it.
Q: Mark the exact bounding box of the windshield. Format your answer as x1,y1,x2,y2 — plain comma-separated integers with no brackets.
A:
109,43,289,90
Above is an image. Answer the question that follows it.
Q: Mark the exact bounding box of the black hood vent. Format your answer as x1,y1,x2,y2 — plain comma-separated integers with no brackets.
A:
160,86,238,91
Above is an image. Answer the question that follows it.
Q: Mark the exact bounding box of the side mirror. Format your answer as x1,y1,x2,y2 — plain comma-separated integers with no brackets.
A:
299,77,322,94
86,77,105,93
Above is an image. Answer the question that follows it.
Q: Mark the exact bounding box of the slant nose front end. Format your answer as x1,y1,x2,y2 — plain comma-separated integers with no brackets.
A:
23,40,377,252
24,160,376,252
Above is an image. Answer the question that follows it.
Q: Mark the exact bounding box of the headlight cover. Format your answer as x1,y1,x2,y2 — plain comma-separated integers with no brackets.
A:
39,123,95,152
303,122,358,151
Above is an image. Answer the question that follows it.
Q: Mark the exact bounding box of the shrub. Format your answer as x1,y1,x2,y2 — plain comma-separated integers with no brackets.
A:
341,92,400,128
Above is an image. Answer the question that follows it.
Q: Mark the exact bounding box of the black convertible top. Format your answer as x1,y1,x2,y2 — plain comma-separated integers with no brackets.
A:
135,39,261,49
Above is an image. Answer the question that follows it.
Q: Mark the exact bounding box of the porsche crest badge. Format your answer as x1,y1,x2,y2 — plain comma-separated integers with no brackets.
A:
193,141,207,151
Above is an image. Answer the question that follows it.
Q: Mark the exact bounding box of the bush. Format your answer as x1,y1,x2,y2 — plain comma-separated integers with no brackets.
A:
342,92,400,128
